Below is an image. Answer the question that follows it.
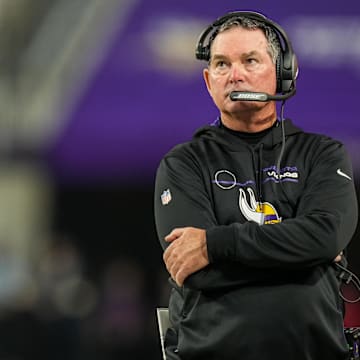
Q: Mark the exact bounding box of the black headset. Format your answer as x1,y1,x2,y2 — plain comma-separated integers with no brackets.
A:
195,11,298,95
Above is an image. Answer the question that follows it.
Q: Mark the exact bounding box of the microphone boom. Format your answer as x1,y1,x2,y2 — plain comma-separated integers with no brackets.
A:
230,88,296,102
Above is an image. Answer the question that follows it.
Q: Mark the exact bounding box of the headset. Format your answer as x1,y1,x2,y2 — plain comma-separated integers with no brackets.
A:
195,11,298,102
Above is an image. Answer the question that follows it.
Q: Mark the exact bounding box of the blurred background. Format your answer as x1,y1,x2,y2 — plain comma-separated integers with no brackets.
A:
0,0,359,358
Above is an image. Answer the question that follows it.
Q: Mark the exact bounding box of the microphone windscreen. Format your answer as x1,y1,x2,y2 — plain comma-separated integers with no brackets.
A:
230,92,269,101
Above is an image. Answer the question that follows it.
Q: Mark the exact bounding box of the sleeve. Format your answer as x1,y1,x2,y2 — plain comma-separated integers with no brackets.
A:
154,141,358,292
154,150,298,292
154,150,218,249
154,151,266,291
207,140,358,270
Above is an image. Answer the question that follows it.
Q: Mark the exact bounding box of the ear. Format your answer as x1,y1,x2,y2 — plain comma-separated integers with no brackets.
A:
203,68,212,94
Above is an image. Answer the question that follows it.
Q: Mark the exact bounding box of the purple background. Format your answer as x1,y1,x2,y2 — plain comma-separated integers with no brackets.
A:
47,0,360,185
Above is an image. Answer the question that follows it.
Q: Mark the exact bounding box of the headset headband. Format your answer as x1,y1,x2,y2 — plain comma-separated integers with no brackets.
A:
195,11,298,94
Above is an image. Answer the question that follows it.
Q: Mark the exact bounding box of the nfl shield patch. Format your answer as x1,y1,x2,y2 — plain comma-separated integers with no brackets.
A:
161,189,172,205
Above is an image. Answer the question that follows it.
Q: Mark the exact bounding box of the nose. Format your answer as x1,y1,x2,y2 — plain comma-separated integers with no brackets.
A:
229,63,245,83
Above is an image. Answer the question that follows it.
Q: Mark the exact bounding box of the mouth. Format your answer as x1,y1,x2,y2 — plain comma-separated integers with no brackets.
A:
226,88,251,97
227,90,246,101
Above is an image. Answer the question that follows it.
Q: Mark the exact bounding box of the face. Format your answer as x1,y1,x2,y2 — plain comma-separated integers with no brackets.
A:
203,26,277,119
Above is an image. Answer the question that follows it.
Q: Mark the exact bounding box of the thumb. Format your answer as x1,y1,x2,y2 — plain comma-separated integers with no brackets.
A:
165,227,185,242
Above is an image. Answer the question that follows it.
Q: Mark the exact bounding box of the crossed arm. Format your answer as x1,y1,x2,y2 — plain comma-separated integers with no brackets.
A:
156,144,357,289
163,226,344,287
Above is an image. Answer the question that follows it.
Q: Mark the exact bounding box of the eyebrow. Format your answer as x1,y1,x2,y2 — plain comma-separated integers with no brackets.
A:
211,50,261,62
211,54,227,62
242,50,260,58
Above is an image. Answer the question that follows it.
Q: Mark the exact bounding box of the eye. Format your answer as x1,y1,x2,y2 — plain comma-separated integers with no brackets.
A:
246,57,258,64
215,60,227,68
210,58,230,74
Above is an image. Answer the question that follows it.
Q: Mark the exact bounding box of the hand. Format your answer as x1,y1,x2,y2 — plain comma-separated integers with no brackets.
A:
334,251,343,263
163,227,209,287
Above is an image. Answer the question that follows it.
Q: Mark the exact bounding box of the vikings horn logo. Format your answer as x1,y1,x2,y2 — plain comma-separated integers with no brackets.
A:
239,188,281,225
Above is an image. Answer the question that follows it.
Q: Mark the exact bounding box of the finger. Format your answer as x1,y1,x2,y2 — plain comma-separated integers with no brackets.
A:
164,247,180,277
175,269,186,287
165,228,185,242
169,258,181,282
334,251,343,262
164,254,173,275
163,240,177,264
163,245,171,263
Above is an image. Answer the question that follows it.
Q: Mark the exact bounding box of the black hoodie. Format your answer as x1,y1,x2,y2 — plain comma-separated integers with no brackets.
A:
154,119,358,360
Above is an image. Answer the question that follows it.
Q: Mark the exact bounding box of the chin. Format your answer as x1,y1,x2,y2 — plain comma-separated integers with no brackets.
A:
228,101,263,111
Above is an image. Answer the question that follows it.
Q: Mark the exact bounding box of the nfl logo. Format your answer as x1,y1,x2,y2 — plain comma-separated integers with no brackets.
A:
161,189,172,205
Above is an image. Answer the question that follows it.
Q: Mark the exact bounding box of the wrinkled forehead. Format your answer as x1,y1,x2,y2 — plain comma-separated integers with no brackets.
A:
210,27,270,56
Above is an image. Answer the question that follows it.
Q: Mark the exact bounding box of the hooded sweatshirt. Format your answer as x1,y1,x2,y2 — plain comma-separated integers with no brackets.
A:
154,119,358,360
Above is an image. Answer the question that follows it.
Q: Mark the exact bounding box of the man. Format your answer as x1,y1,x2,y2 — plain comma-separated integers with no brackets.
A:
154,11,358,360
